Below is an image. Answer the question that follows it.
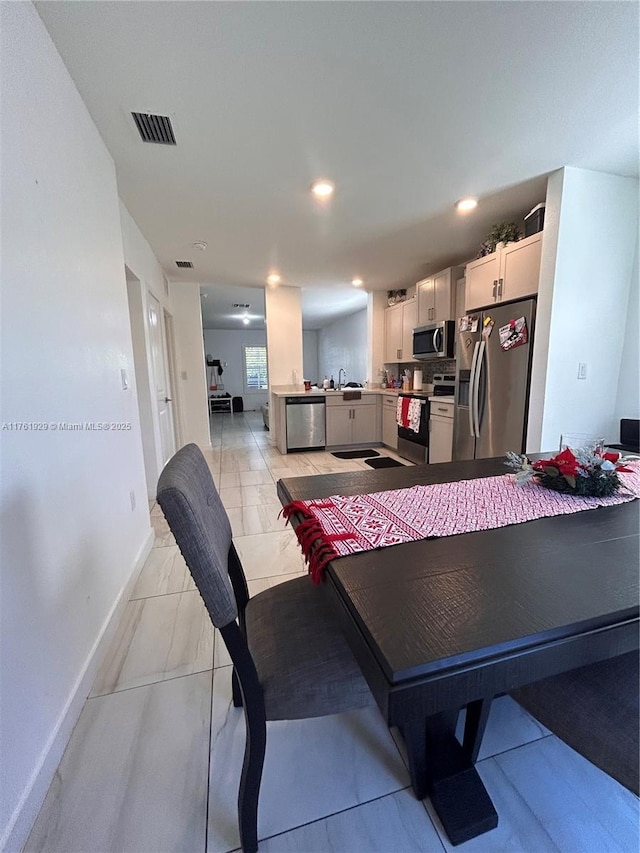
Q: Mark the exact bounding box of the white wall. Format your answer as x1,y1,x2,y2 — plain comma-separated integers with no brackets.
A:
368,291,388,388
318,309,368,386
528,167,639,452
265,285,303,387
204,328,269,410
0,4,152,848
170,283,210,447
614,243,639,424
303,330,319,385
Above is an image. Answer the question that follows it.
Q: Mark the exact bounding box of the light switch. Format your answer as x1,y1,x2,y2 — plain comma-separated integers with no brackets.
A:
577,363,587,380
121,368,129,390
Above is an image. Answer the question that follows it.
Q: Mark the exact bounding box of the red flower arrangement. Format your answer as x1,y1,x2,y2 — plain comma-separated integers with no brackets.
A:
505,448,632,497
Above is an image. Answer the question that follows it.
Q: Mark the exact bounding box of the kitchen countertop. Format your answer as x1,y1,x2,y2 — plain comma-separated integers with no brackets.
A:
270,385,437,398
271,386,402,398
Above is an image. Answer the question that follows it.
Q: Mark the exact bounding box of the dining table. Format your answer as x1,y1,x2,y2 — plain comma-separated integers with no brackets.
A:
276,456,640,846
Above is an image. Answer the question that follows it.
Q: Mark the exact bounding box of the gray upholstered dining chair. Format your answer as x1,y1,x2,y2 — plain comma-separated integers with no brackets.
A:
511,651,639,795
156,443,374,853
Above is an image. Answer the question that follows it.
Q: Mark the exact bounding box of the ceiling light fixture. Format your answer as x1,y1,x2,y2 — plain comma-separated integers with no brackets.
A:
352,278,363,287
243,316,250,325
266,273,281,285
455,197,478,213
311,179,335,199
193,241,208,251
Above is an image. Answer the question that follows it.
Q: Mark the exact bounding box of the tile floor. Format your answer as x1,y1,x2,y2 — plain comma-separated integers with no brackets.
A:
25,412,638,852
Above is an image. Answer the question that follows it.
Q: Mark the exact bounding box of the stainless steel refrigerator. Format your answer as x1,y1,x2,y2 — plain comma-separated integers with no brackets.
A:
453,299,536,461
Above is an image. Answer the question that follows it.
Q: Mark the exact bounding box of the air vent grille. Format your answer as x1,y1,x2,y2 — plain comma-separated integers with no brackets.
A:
132,112,176,145
175,260,193,268
233,303,251,308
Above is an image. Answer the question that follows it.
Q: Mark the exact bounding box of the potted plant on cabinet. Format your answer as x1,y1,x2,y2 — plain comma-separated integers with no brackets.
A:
485,221,522,253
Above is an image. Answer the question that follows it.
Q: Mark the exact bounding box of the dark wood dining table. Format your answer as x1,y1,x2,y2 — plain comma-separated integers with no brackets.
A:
277,457,640,846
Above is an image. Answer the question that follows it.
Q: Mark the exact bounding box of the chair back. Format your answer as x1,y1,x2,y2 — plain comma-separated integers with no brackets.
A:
157,443,238,628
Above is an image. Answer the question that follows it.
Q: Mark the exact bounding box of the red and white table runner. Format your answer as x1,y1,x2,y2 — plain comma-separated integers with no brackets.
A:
282,463,640,583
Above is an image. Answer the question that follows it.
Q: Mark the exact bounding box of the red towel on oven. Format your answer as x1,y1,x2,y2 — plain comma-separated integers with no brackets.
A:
396,396,410,429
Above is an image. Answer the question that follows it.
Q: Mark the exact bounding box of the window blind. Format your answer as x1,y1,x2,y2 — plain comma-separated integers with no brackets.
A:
244,346,268,390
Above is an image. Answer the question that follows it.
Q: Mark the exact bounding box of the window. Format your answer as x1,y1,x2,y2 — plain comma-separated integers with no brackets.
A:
243,345,268,392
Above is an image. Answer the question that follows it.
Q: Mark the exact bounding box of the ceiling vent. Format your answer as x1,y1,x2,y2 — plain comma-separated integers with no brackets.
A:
233,303,251,308
175,260,193,268
131,112,176,145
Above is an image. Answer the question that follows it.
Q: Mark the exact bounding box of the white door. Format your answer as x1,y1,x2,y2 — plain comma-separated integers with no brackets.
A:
148,293,176,464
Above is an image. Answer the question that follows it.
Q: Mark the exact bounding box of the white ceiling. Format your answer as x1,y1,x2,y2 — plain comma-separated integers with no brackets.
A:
37,1,638,328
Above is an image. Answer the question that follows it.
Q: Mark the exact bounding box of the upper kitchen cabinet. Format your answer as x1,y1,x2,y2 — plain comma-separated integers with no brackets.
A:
384,297,417,363
417,266,463,326
465,232,543,311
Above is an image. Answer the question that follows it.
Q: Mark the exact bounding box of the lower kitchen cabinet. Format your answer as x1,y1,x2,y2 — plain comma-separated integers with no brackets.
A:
382,394,398,449
326,396,379,447
429,399,454,464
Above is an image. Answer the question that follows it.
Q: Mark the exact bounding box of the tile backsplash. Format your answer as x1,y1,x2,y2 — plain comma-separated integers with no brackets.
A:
385,360,456,383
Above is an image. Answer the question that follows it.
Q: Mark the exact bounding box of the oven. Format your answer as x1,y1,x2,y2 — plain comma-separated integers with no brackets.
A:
397,393,430,464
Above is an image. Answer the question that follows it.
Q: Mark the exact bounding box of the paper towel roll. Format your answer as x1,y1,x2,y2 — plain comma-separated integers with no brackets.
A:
413,369,423,391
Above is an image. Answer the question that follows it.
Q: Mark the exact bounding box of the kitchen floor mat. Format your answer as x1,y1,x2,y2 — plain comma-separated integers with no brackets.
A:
364,457,404,469
332,449,380,459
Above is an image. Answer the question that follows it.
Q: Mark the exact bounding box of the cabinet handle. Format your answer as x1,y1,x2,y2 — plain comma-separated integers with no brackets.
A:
437,406,448,413
492,280,497,299
397,348,402,359
498,278,503,298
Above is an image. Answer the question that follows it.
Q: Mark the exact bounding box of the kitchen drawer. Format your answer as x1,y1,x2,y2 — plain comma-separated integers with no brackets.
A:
430,400,454,419
325,394,376,408
383,395,398,409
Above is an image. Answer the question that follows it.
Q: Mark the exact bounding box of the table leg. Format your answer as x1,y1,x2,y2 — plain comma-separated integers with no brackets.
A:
399,707,497,845
399,718,429,800
424,710,498,846
463,697,492,764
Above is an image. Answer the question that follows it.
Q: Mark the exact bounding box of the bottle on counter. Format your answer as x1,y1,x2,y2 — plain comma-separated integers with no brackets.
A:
329,375,335,389
322,375,329,389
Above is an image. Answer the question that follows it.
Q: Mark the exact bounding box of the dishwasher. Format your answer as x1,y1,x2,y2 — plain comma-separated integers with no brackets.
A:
285,396,326,451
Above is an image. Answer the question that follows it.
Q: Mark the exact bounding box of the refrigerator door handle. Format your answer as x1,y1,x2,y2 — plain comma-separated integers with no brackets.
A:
473,340,486,438
469,341,480,437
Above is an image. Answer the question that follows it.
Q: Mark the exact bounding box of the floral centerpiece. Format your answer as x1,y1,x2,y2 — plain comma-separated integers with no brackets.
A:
505,448,632,498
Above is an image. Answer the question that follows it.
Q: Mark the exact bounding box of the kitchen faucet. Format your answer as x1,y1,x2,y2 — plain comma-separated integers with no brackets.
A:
338,368,346,390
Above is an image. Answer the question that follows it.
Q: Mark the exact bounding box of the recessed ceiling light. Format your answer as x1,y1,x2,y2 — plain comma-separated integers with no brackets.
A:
266,273,281,285
455,197,478,212
242,316,250,325
352,278,363,287
193,241,208,251
311,179,335,199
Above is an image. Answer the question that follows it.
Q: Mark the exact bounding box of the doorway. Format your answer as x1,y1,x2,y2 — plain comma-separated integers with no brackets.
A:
163,308,181,449
147,292,176,466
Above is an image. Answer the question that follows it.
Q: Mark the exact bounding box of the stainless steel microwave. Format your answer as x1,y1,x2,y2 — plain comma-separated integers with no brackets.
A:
412,320,455,360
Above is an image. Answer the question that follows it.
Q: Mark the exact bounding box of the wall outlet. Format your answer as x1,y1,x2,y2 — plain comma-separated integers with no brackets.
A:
181,370,188,380
129,490,136,512
577,362,587,380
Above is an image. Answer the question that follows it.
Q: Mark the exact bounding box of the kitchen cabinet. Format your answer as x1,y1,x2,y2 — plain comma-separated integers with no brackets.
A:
429,399,454,464
417,266,463,326
465,233,542,311
382,394,398,450
384,298,417,363
326,395,379,446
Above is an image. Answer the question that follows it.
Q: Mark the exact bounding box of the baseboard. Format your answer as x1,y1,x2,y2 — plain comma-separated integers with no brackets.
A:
1,528,154,853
